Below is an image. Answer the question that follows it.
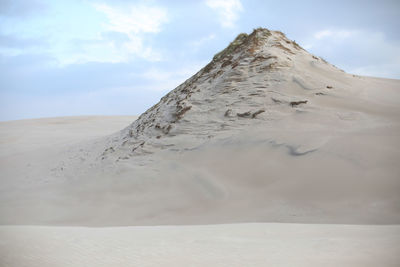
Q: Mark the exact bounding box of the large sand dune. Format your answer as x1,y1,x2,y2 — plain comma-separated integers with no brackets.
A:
1,29,399,226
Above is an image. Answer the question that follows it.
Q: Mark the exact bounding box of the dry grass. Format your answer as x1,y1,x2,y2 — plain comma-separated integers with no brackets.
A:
237,111,252,118
175,106,192,120
272,43,294,55
290,100,308,107
252,109,265,118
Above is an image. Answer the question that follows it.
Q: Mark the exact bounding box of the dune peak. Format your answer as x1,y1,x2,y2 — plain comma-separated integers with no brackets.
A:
100,28,344,159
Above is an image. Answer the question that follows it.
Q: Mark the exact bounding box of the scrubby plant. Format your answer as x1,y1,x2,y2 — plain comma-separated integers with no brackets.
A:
213,33,248,61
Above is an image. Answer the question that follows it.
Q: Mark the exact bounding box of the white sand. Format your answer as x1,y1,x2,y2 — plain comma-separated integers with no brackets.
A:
1,223,399,267
0,114,399,266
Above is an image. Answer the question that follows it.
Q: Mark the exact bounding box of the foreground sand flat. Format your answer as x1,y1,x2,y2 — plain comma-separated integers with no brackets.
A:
1,223,399,267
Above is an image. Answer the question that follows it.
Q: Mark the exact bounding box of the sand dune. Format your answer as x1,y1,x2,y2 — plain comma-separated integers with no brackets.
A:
1,29,399,226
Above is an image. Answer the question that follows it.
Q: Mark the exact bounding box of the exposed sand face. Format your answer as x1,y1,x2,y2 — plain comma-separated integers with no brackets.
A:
1,224,399,267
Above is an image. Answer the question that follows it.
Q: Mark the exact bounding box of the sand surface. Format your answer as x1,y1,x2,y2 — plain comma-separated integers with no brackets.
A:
0,115,399,266
1,223,399,267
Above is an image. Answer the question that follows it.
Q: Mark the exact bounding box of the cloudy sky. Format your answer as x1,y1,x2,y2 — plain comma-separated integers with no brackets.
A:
1,0,399,121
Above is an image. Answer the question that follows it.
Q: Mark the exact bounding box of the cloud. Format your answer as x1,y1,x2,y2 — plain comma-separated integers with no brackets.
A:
302,29,400,79
136,62,207,91
189,34,216,49
81,2,169,63
205,0,243,28
58,32,162,65
0,2,168,65
314,30,354,40
93,3,168,35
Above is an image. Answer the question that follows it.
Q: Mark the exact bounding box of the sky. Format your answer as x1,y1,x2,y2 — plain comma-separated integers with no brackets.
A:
0,0,399,121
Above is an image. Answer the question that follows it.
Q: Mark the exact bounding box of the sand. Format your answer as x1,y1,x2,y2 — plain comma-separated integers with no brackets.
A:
1,223,399,267
0,115,399,266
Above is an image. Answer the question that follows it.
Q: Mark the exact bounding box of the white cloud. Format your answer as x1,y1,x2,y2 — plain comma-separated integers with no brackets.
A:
205,0,243,28
46,2,168,65
189,34,216,48
314,29,354,40
88,3,168,63
52,36,162,66
0,2,168,65
136,62,207,91
303,29,357,50
93,3,168,35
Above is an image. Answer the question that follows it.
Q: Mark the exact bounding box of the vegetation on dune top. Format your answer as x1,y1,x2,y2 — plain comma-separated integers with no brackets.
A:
212,28,273,62
212,33,249,61
202,28,274,74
